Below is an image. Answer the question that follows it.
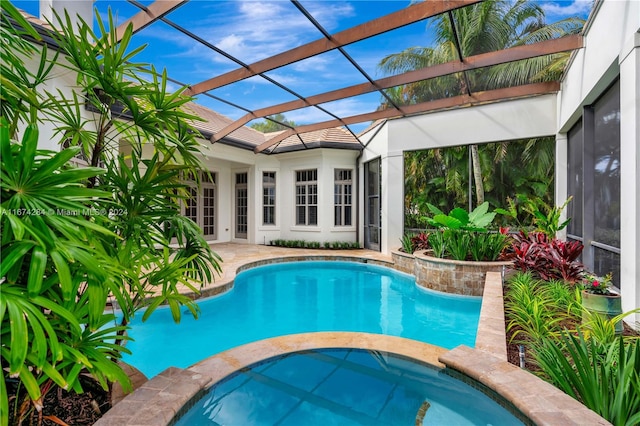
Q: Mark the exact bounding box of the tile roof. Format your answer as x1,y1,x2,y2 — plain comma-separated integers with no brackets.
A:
183,102,361,153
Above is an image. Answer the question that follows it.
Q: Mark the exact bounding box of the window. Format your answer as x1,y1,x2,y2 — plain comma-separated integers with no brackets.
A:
295,169,317,226
566,79,620,284
184,171,217,239
263,172,276,225
235,172,248,239
334,169,353,226
567,119,583,240
365,159,381,251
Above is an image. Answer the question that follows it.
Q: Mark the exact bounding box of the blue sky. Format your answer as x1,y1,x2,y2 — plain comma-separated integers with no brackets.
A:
12,0,593,132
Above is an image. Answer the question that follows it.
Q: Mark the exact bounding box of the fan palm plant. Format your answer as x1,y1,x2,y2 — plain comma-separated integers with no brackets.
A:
1,2,221,424
381,0,584,208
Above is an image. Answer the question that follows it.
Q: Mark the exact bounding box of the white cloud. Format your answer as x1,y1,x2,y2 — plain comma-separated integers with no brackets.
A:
291,55,329,72
297,1,356,31
286,97,378,125
217,34,247,54
540,0,593,18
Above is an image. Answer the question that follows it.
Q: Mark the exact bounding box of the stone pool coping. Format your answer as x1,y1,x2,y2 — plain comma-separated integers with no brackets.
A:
97,332,609,426
98,248,610,426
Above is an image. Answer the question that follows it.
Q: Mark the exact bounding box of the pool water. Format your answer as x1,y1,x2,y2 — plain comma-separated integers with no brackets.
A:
122,261,481,377
176,348,524,426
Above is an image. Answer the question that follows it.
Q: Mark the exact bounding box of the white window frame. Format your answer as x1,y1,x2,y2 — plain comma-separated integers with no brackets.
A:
334,169,353,227
235,172,248,239
262,171,276,226
295,169,318,226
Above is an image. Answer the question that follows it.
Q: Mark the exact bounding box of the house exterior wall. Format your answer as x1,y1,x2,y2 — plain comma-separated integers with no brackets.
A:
197,142,359,246
276,149,359,244
556,0,640,327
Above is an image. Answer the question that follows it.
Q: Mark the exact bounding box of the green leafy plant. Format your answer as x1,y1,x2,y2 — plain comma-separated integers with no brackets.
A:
428,230,447,258
523,196,572,239
400,233,415,253
1,122,133,424
1,3,223,423
445,229,471,261
425,201,497,231
469,231,510,261
423,202,507,260
581,308,640,345
546,279,583,318
505,272,571,343
534,332,640,426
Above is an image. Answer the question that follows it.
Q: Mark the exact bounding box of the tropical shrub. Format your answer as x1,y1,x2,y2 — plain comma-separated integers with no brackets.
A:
504,272,572,343
400,233,415,253
427,230,447,258
1,122,133,424
411,232,429,251
1,3,222,423
400,231,429,254
523,196,572,239
422,202,509,261
511,231,584,282
534,333,640,426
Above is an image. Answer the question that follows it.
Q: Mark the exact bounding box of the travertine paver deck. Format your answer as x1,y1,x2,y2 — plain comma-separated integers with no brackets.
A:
98,245,611,426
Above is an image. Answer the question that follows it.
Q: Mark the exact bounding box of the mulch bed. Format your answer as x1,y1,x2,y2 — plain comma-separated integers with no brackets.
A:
7,375,110,426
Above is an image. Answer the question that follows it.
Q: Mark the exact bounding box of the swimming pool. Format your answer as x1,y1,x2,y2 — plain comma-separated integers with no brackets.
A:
176,348,524,425
122,261,481,378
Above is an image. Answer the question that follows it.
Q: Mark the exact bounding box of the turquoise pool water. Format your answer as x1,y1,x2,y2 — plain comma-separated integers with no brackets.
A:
122,261,481,378
176,348,524,426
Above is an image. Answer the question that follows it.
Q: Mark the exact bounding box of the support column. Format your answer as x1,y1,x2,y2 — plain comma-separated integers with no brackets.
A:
40,0,94,30
619,33,640,329
555,134,568,240
381,151,404,254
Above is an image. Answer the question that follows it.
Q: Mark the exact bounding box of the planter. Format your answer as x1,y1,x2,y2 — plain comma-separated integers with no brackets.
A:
581,290,623,334
392,250,511,296
391,249,415,274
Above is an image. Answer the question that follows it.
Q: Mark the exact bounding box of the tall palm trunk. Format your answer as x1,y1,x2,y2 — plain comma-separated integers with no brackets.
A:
470,144,484,205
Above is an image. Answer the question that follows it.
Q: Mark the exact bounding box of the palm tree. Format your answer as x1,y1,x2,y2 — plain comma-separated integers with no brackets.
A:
1,3,222,421
250,113,296,132
404,146,469,227
380,0,584,207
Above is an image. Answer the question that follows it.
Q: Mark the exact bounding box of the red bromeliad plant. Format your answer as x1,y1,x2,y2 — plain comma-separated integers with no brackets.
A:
511,231,584,282
411,232,429,251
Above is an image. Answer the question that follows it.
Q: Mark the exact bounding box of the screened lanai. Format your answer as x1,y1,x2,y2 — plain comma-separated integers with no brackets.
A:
6,0,640,326
15,0,583,152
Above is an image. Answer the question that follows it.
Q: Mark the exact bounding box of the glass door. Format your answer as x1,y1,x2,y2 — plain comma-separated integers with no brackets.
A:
364,159,381,251
235,172,248,239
